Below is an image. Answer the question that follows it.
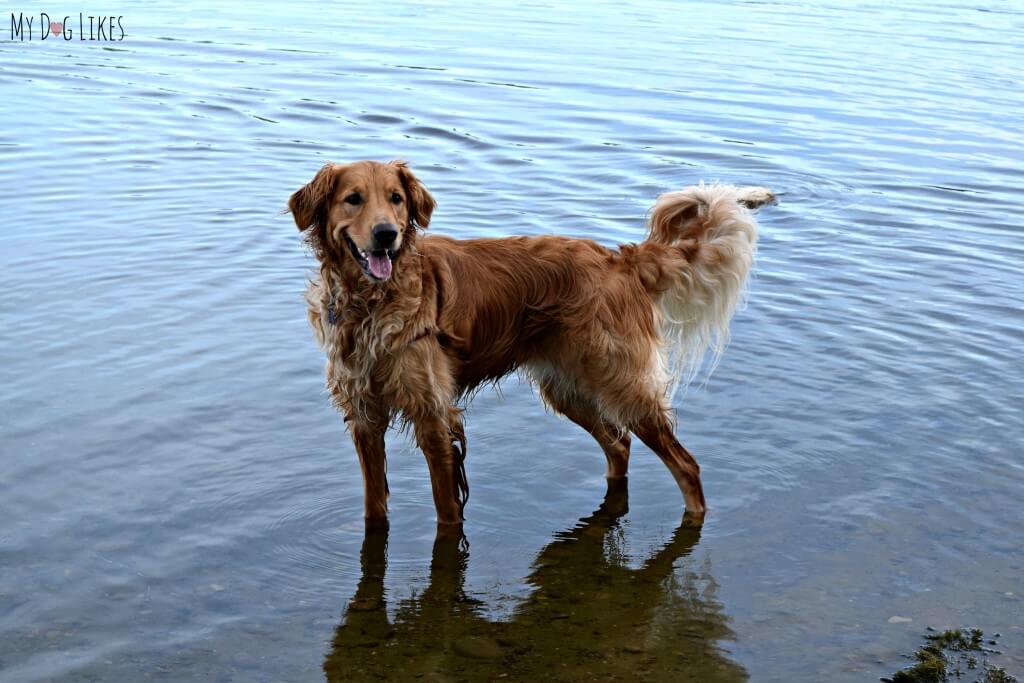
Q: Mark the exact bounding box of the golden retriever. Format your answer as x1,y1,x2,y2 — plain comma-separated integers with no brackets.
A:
288,160,772,529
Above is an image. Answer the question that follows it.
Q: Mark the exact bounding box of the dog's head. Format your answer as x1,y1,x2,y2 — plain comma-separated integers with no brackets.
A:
288,160,435,282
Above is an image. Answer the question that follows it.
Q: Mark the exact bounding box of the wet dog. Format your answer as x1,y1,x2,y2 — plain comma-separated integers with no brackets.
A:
288,160,772,528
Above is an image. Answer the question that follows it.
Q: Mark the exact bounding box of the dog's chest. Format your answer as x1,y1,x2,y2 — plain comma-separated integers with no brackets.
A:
321,300,438,415
326,309,404,378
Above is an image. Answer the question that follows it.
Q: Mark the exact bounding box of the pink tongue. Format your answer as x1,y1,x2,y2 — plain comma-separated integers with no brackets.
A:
367,252,392,280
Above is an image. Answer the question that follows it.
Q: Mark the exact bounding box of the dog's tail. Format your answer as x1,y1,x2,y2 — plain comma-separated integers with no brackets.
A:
644,183,774,400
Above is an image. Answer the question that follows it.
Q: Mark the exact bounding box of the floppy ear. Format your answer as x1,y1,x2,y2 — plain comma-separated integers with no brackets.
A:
391,160,436,230
288,163,343,232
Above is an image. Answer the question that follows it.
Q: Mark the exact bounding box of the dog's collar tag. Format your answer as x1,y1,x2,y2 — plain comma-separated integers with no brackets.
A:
327,303,337,325
411,327,434,344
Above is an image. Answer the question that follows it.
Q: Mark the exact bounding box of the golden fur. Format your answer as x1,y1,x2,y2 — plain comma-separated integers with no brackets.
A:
289,160,773,528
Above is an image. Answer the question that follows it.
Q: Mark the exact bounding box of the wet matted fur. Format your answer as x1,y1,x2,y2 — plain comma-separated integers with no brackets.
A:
288,160,773,528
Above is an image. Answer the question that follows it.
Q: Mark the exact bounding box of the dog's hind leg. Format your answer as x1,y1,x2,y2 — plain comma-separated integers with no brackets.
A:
582,414,631,480
567,336,706,522
631,412,706,523
538,383,630,479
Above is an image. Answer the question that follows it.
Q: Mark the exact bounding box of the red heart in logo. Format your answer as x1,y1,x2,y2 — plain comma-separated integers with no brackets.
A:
50,21,63,37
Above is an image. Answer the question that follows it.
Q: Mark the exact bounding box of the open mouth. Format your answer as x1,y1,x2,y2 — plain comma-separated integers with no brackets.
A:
344,233,395,281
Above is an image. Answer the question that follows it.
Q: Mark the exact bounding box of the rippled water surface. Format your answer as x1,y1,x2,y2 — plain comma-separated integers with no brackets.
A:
3,1,1023,681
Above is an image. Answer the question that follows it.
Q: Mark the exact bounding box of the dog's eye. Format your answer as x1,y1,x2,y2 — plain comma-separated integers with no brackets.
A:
391,192,403,205
344,193,363,206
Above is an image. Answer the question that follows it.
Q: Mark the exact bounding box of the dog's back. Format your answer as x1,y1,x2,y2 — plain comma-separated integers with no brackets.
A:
421,183,771,405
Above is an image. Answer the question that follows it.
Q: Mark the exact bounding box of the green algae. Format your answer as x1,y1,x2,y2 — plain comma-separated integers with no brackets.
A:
886,628,1017,683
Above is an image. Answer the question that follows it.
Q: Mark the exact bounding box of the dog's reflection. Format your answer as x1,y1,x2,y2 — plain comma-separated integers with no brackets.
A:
324,481,746,682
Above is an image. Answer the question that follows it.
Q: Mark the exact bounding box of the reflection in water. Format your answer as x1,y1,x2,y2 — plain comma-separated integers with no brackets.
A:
324,481,745,681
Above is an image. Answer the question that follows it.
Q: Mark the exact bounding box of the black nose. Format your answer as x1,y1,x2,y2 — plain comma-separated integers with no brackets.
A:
372,223,398,248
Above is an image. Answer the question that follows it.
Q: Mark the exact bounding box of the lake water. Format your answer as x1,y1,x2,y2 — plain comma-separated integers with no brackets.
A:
2,1,1023,681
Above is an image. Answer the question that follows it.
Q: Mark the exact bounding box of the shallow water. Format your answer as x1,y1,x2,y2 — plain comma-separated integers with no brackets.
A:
2,1,1023,681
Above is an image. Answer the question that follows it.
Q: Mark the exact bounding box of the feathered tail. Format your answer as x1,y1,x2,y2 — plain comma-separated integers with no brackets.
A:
646,183,774,400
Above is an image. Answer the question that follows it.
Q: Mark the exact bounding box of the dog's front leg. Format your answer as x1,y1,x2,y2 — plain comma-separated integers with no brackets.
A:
413,408,468,527
350,419,390,527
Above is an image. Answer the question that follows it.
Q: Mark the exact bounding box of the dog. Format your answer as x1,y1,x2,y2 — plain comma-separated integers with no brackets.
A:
288,160,772,528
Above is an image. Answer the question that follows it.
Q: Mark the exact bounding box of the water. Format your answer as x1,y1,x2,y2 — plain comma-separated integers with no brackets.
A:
2,1,1023,680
